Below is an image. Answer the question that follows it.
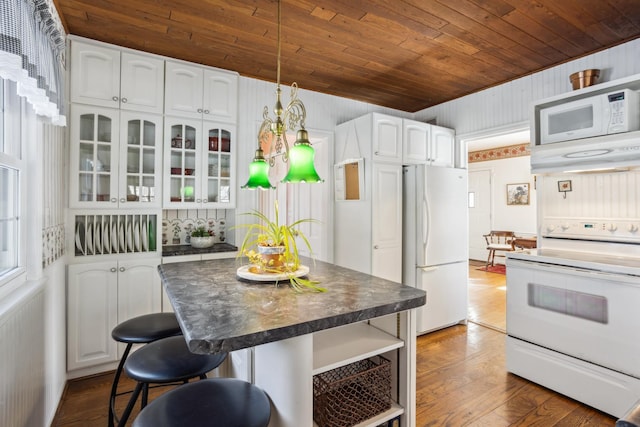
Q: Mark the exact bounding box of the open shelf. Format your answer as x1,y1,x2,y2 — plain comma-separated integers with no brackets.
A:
313,321,403,375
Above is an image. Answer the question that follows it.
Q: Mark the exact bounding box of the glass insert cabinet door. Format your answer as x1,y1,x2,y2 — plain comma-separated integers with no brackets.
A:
70,105,119,208
204,124,235,206
164,118,200,206
119,112,163,208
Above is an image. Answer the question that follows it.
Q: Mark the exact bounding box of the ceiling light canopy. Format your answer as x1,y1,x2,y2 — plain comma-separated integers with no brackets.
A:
242,0,323,190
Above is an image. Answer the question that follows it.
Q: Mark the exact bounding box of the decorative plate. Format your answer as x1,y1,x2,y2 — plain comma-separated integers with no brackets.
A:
236,265,309,282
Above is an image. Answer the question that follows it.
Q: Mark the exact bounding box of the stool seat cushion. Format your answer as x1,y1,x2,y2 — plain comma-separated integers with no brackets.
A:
124,336,227,383
112,313,181,344
132,378,271,427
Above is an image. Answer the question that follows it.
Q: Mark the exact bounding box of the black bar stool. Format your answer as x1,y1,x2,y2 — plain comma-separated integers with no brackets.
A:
117,335,228,427
109,313,182,427
132,378,271,427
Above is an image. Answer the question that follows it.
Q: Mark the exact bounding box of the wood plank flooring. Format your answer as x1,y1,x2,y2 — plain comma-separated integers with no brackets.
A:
52,262,617,426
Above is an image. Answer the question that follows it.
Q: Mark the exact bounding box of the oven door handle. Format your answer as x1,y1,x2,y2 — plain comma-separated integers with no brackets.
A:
508,259,640,285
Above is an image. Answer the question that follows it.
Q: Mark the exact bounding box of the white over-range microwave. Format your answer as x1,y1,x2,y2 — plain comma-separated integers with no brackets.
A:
539,88,640,144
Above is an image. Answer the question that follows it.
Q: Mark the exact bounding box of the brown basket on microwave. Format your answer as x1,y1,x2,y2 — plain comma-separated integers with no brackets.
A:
313,355,391,427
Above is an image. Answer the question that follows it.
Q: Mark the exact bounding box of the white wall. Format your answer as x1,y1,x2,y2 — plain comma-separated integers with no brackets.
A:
469,156,537,235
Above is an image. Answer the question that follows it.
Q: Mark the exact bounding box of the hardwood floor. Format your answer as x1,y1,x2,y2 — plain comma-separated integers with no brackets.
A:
52,263,617,426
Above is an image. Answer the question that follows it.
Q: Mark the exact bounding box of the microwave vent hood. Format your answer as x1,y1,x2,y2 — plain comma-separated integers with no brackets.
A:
530,130,640,173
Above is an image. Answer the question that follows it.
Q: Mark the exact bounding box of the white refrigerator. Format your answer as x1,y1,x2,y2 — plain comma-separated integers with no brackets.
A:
402,165,469,335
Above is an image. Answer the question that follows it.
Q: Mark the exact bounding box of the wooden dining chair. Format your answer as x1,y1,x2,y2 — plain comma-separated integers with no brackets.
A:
483,231,516,270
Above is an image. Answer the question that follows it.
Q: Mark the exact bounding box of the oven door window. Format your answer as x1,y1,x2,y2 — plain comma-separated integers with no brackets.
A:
528,282,608,324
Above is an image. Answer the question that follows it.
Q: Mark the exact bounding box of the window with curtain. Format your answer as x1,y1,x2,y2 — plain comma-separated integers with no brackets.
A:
0,0,66,125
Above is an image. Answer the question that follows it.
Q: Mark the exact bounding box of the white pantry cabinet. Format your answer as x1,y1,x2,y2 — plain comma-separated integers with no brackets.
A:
402,119,455,167
69,105,163,209
70,40,164,113
334,113,403,283
165,60,238,123
371,163,403,282
163,117,236,209
67,258,162,373
372,113,403,163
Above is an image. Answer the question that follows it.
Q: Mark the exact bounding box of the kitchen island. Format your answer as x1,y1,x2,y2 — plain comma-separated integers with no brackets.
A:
158,257,426,427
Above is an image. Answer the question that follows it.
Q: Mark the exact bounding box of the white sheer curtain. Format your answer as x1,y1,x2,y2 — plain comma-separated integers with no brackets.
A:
0,0,66,125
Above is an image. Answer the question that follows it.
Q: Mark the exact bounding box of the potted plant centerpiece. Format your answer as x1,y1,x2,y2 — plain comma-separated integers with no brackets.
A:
236,201,326,292
190,226,215,248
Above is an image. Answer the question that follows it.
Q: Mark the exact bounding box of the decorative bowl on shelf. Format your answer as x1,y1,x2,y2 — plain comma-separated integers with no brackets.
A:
191,236,215,248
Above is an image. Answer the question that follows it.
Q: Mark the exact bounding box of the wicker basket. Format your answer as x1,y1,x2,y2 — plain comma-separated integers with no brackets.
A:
313,355,391,427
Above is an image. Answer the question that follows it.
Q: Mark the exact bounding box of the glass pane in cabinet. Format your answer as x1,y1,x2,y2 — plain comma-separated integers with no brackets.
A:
127,120,141,145
170,125,183,148
127,147,140,173
170,151,182,175
143,120,155,146
208,129,220,152
207,178,219,203
79,114,95,140
142,148,154,174
97,145,111,172
182,178,196,202
126,176,141,202
142,176,155,202
221,130,231,152
220,154,230,178
170,177,182,202
96,174,111,202
97,115,112,142
219,179,230,203
184,126,196,150
79,172,93,201
79,143,94,171
184,151,196,177
208,154,219,177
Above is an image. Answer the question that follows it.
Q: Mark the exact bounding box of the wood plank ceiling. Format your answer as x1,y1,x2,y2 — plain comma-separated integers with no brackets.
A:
54,0,640,112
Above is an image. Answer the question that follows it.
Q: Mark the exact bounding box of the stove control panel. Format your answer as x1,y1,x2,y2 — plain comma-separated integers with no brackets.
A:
541,217,640,243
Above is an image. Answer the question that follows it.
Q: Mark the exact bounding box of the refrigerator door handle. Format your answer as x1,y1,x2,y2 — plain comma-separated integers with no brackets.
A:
417,265,438,272
422,197,429,247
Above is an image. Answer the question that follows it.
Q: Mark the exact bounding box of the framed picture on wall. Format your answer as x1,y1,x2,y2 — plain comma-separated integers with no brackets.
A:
506,183,530,205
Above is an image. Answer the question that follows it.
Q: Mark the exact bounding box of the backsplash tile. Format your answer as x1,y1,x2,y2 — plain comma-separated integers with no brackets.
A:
162,217,226,246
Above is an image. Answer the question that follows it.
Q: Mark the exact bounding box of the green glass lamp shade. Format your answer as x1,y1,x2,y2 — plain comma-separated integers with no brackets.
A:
281,142,323,183
242,153,275,190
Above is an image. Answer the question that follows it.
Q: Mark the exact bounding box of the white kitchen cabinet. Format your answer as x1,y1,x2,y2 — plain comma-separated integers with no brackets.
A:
334,114,403,283
430,124,455,167
402,119,430,164
70,40,164,113
402,119,455,167
371,163,403,282
69,105,163,208
163,117,236,209
373,113,403,163
67,257,161,372
165,60,238,122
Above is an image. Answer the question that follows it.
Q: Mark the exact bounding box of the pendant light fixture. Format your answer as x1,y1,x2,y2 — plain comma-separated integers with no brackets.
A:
242,0,323,189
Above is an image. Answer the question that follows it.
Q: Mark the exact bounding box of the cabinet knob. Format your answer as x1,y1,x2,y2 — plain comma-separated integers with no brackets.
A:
121,97,128,103
374,245,379,249
204,109,210,114
197,108,203,113
196,199,202,203
120,198,126,203
112,96,119,102
110,267,117,272
375,151,379,155
119,267,125,272
203,199,208,203
111,198,117,203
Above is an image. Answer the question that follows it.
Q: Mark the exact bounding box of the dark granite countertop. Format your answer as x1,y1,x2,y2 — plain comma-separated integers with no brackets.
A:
162,243,237,257
157,257,426,354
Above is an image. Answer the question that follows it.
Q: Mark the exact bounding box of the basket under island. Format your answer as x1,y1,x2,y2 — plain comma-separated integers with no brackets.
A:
158,257,426,427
